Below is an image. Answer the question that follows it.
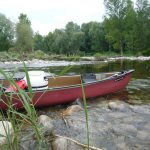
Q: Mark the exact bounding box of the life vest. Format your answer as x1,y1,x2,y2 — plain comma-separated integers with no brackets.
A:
5,79,27,92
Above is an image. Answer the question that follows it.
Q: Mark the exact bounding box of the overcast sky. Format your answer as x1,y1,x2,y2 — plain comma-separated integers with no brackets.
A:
0,0,105,35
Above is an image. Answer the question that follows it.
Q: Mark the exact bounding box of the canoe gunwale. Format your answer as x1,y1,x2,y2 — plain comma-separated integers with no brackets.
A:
32,69,135,92
0,69,134,93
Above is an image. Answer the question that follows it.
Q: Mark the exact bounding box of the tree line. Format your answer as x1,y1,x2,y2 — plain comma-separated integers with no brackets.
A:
0,0,150,56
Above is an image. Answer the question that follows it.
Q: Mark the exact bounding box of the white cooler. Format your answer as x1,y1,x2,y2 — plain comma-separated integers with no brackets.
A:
23,71,48,90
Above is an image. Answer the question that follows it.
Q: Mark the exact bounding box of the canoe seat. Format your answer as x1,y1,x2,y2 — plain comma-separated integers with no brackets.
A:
48,75,81,87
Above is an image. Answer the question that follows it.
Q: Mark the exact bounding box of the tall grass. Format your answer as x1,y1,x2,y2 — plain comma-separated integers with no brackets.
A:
0,63,46,149
80,77,89,149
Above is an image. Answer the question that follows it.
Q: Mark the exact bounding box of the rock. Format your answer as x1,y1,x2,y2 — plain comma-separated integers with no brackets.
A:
19,139,52,150
0,121,13,146
108,101,129,111
112,124,137,136
52,136,83,150
116,142,129,150
130,105,150,115
52,137,67,150
71,98,83,108
144,123,150,131
137,131,150,141
38,115,54,136
62,105,83,116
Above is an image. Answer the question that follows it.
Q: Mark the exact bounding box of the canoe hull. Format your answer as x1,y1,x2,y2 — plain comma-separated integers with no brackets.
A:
0,70,133,110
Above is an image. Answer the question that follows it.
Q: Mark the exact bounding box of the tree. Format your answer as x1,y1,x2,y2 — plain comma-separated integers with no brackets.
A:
81,22,108,53
0,13,14,51
65,22,84,55
52,29,68,54
44,32,55,53
33,32,45,51
104,0,131,55
123,0,137,52
16,13,33,52
88,22,108,52
134,0,150,52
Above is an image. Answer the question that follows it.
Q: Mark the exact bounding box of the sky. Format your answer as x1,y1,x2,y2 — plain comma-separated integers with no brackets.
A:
0,0,105,35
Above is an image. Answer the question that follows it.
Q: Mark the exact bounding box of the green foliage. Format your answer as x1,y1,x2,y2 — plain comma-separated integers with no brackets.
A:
81,22,108,53
104,0,131,55
134,0,150,52
94,53,108,61
80,78,89,149
61,55,81,61
34,50,49,59
16,13,33,52
104,0,150,55
0,65,46,149
1,0,150,56
0,13,15,51
33,32,45,51
142,49,150,56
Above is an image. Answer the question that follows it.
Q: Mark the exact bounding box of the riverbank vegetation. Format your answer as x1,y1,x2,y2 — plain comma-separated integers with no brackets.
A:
0,0,150,60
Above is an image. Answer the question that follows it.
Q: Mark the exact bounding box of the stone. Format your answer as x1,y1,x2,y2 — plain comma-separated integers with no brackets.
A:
38,115,54,136
130,105,150,115
52,136,83,150
108,101,129,112
71,98,83,108
112,124,137,136
144,123,150,131
0,121,13,146
116,142,129,150
62,105,83,116
52,137,68,150
137,131,150,141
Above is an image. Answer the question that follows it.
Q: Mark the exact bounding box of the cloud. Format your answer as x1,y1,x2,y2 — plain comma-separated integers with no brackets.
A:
0,0,104,35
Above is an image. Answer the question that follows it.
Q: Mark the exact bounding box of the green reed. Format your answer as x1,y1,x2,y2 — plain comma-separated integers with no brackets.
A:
80,77,89,150
0,63,46,150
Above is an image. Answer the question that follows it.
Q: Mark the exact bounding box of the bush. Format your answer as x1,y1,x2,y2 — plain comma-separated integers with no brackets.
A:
34,50,49,59
94,53,107,61
142,49,150,56
62,55,80,61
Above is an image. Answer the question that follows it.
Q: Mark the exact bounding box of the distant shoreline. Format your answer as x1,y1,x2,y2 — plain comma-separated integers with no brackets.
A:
0,56,150,64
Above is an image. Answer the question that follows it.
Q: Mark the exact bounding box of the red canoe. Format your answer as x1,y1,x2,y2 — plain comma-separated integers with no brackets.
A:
0,70,134,110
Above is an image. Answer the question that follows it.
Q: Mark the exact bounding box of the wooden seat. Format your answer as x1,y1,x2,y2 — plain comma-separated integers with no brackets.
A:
48,75,81,88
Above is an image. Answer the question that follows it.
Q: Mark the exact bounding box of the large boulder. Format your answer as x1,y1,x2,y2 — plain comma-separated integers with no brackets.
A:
38,115,54,136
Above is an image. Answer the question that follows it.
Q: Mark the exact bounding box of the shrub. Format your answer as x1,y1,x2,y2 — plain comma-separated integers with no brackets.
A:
94,53,107,61
142,49,150,56
34,50,49,59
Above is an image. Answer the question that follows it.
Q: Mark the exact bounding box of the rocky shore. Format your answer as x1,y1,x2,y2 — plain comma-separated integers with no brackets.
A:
1,100,150,150
0,56,150,69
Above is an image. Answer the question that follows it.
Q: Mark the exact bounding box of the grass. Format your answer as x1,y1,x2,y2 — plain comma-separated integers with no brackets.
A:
0,51,81,62
0,63,46,149
80,77,89,149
